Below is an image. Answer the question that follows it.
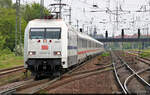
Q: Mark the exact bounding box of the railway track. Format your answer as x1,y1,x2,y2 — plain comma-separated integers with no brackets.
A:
124,68,150,93
137,57,150,66
0,66,24,77
127,51,150,65
15,64,112,94
0,55,112,94
111,51,150,94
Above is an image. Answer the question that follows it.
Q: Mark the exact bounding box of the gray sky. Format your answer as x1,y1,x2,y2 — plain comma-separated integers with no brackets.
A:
12,0,150,37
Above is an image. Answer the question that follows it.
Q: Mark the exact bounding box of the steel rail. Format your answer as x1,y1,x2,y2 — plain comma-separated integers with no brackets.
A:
0,65,24,72
127,51,150,65
112,51,150,94
117,55,150,94
112,62,127,94
137,57,150,66
111,51,128,94
16,64,113,94
35,68,113,94
0,67,24,76
1,55,107,94
64,64,112,77
67,55,102,74
0,79,33,95
124,68,150,93
15,77,61,94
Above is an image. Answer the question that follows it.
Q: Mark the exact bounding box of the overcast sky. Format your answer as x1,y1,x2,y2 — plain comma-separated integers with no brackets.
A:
12,0,150,36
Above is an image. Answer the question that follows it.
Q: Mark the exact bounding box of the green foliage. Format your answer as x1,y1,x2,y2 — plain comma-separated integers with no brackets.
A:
13,44,24,56
0,8,15,50
0,33,6,49
140,52,150,58
23,3,49,22
0,0,12,8
101,52,110,57
0,8,26,52
0,48,15,60
139,49,150,58
0,54,23,69
0,2,50,58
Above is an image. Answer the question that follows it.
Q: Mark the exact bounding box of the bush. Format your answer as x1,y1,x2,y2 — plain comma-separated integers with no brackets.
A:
13,44,24,56
0,48,15,60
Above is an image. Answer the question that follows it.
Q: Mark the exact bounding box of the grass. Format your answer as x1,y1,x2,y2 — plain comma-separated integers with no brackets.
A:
139,50,150,58
101,52,110,57
124,49,150,58
39,90,49,94
0,54,23,69
0,71,32,86
128,49,150,58
98,52,110,61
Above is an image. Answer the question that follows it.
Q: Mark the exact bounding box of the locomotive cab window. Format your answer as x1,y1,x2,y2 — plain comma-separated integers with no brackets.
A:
30,29,45,39
46,28,61,39
30,28,61,39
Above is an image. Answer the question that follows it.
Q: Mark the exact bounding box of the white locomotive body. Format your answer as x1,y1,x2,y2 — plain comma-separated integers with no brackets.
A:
24,19,104,77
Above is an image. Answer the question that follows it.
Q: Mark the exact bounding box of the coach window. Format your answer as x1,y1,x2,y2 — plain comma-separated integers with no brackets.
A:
93,43,95,48
85,40,87,48
90,41,91,48
83,39,85,48
84,39,86,48
78,37,81,48
89,40,91,48
82,39,84,48
93,42,95,48
46,28,61,39
89,41,91,48
79,38,81,48
93,42,94,48
91,42,92,48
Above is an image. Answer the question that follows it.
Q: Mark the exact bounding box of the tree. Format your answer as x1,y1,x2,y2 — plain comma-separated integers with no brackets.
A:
0,8,27,51
23,3,49,22
0,2,50,54
0,0,12,8
0,33,6,50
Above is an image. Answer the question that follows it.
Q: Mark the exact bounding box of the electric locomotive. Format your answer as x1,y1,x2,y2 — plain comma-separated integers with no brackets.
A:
24,19,104,78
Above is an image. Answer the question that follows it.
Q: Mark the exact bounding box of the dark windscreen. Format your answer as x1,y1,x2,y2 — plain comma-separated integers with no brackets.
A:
30,28,61,39
30,29,45,39
46,28,61,39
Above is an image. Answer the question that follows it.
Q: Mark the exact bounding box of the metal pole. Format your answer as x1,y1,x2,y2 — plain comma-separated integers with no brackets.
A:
82,24,84,33
69,7,72,25
77,20,79,31
116,1,119,31
40,0,44,18
18,0,22,53
87,26,89,34
59,0,62,19
15,0,19,55
147,24,149,37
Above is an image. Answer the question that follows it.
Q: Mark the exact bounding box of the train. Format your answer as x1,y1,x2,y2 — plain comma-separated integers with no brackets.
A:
24,19,104,78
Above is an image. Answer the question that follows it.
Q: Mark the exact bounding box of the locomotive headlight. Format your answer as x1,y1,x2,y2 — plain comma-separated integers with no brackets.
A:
54,51,61,55
28,51,36,55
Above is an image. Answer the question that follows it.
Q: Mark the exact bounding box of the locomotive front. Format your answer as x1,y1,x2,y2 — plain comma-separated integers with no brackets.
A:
24,19,68,77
